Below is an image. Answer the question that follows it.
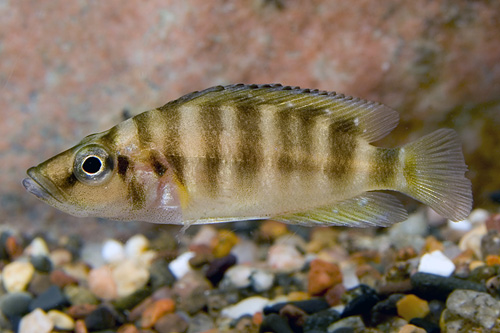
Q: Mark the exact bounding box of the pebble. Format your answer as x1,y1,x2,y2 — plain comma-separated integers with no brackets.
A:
149,259,176,290
141,298,176,328
187,312,215,333
124,234,149,258
64,285,99,305
341,284,380,318
74,319,87,333
47,309,75,330
259,220,289,240
84,306,118,331
486,213,500,232
0,292,32,318
173,271,212,314
88,266,118,300
410,272,486,300
81,242,106,268
154,313,189,333
446,289,500,329
408,318,440,333
168,251,195,279
212,229,239,258
221,296,270,319
303,308,341,332
279,304,308,329
205,254,237,286
28,285,68,312
230,239,258,264
50,269,78,288
260,313,293,333
417,250,455,277
458,224,487,259
112,259,150,297
264,298,330,315
18,308,53,333
191,225,218,247
267,243,305,272
2,261,35,292
27,272,51,295
102,239,126,264
30,255,53,273
250,268,274,292
398,324,426,333
481,230,500,258
117,323,139,333
396,294,429,321
325,283,346,306
327,315,365,332
447,218,472,231
49,248,73,267
222,265,253,289
308,259,342,295
24,237,50,257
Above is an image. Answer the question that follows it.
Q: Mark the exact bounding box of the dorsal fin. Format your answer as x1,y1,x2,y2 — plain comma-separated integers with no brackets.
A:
163,84,399,142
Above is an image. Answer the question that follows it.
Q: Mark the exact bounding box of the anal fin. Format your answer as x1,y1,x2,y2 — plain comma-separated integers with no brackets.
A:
273,192,408,228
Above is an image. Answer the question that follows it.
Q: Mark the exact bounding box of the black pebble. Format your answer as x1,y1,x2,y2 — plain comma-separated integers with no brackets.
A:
264,298,330,315
341,284,380,318
30,255,53,273
28,285,68,312
111,287,152,312
85,306,118,331
303,308,340,332
259,313,293,333
372,294,405,315
410,272,486,301
149,259,176,289
489,189,500,203
409,317,440,333
205,254,237,286
0,292,32,318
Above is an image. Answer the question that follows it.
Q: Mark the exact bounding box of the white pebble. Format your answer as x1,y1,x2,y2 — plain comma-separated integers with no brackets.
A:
418,250,456,277
468,209,490,225
221,296,270,319
251,269,274,292
168,251,195,279
231,239,258,264
340,262,360,289
24,237,49,257
459,225,487,259
224,265,253,288
2,261,35,292
267,244,305,272
448,219,472,232
81,242,106,268
47,310,75,330
101,239,125,264
19,308,53,333
112,259,150,298
124,234,149,258
191,225,218,246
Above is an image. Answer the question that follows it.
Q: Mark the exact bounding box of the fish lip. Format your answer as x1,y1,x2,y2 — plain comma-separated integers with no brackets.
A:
23,168,63,203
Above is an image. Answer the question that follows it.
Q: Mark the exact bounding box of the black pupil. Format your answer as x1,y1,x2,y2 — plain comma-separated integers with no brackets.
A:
82,156,102,174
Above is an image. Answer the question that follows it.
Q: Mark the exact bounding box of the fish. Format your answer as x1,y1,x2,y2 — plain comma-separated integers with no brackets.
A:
23,84,473,228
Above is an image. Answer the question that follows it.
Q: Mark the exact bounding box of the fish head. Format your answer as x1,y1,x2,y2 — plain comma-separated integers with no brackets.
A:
23,131,184,223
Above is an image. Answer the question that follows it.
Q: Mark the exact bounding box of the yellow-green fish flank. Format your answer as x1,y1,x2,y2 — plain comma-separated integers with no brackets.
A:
23,84,473,227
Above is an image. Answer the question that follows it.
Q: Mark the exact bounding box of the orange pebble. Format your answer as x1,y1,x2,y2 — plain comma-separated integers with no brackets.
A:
117,324,139,333
486,255,500,266
422,236,444,254
141,298,176,328
396,294,429,321
252,311,263,325
5,236,23,258
287,291,310,301
307,259,342,296
75,320,88,333
212,230,239,258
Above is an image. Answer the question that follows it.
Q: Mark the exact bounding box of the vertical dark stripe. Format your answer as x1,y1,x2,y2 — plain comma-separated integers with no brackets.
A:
326,119,357,182
157,105,185,186
276,110,295,174
199,104,223,196
117,155,130,180
149,152,167,177
235,103,263,185
132,113,153,146
297,109,322,171
371,148,399,188
129,176,145,211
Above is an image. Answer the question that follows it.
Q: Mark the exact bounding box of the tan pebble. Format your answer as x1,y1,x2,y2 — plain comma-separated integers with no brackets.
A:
47,309,75,330
117,323,139,333
212,229,239,258
306,227,338,252
191,225,218,247
50,269,78,287
88,266,117,300
24,237,49,256
458,225,487,259
287,291,309,302
398,324,426,333
2,261,35,292
49,249,73,267
259,220,288,240
469,260,485,271
486,213,500,232
267,244,305,272
75,319,88,333
125,234,150,258
67,304,98,319
112,259,150,298
18,308,53,333
62,262,90,280
154,313,189,333
422,235,444,254
307,259,342,296
396,247,418,261
396,294,429,321
141,298,176,328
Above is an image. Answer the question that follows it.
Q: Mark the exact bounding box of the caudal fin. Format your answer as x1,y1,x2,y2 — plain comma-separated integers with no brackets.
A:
400,129,472,221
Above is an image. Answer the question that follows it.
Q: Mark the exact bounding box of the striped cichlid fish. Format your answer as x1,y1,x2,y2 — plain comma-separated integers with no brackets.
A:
23,84,472,227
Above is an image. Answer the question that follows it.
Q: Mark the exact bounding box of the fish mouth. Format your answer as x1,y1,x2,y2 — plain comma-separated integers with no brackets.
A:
23,168,63,203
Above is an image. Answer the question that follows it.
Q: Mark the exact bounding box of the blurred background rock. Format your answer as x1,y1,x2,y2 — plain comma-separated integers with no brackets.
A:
1,0,499,239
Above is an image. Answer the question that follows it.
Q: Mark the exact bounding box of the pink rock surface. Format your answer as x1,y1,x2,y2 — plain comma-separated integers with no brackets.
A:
1,1,499,236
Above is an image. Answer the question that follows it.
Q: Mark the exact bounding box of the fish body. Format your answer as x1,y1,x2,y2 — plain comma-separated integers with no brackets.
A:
23,84,473,227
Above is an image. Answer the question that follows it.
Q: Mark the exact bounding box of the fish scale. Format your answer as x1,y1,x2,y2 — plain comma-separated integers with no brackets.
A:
23,84,473,227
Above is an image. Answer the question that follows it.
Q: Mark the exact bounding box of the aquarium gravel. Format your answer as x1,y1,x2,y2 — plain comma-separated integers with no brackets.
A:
1,208,500,332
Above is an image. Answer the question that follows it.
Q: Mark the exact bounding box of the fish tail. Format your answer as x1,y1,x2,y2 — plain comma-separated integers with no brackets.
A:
399,129,472,221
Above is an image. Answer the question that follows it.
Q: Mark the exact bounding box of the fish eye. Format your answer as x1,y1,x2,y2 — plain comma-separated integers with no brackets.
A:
74,145,114,185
